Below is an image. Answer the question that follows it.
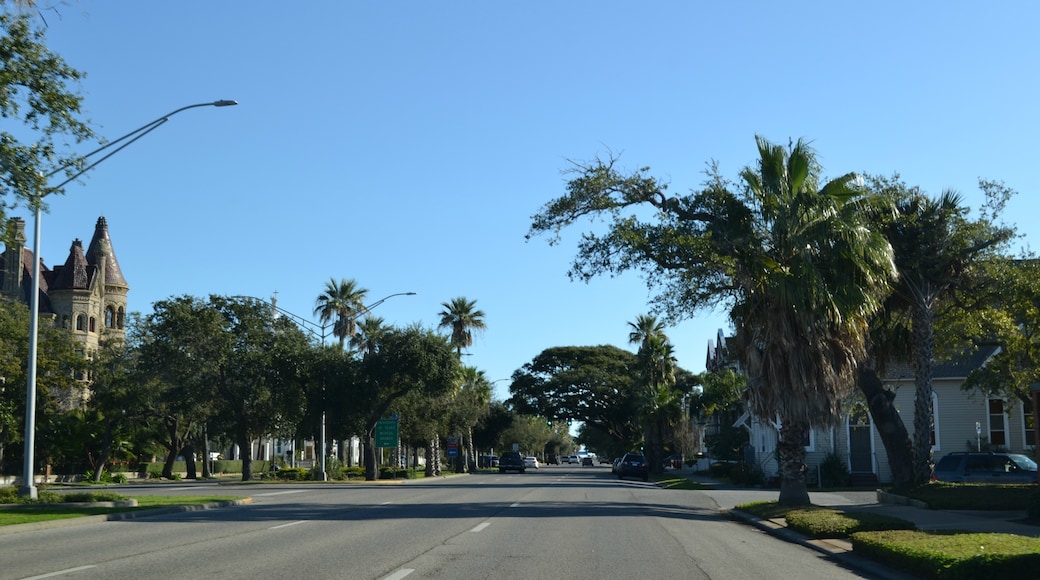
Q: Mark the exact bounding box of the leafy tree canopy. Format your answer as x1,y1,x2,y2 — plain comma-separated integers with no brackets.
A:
0,12,95,234
508,345,643,445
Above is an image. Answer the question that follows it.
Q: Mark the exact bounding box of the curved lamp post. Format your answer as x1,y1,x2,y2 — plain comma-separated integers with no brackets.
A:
236,291,416,481
19,100,237,499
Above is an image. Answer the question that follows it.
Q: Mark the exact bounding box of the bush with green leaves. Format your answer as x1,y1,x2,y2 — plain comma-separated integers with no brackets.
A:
818,452,850,487
1028,488,1040,520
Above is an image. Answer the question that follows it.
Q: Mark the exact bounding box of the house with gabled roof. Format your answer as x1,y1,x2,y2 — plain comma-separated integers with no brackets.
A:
708,330,1035,485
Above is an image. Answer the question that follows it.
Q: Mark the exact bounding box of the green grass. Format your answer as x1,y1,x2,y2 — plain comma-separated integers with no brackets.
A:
0,489,242,527
655,476,707,490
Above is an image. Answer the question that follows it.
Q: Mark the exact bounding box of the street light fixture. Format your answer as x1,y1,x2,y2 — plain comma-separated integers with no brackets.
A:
18,100,237,499
235,291,416,481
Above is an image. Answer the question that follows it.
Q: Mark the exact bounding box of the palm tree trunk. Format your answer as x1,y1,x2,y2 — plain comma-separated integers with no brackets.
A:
777,418,811,507
911,303,936,484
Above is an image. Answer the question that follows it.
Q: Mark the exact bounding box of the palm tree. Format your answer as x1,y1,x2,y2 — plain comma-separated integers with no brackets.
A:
636,333,679,473
728,137,896,505
873,184,1014,483
458,366,493,470
438,297,486,357
350,316,386,359
314,278,368,349
628,314,668,350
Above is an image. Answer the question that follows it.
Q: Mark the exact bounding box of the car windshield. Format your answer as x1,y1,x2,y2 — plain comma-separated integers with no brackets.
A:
1009,454,1038,470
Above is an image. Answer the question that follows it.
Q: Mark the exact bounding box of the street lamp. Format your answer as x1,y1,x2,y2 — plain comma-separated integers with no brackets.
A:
18,100,237,499
236,291,416,481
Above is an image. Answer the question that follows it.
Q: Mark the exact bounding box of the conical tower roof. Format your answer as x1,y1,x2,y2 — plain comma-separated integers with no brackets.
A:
86,216,128,288
52,239,91,290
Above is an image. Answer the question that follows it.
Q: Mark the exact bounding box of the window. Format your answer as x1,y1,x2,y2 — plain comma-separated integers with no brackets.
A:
930,392,941,451
105,306,114,328
1024,400,1035,448
988,399,1007,447
117,306,125,329
89,317,96,333
76,314,85,331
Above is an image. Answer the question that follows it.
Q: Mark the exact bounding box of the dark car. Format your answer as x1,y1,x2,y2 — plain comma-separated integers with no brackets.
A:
616,452,649,482
932,452,1037,484
581,456,594,466
498,451,526,474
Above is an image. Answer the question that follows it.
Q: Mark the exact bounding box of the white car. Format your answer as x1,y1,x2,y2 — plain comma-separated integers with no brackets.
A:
523,456,540,469
565,455,579,464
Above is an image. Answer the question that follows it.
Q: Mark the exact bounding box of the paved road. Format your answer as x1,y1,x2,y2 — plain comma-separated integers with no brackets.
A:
2,465,879,580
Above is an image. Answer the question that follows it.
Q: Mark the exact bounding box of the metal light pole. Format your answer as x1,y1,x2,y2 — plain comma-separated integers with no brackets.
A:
18,100,237,499
236,291,416,481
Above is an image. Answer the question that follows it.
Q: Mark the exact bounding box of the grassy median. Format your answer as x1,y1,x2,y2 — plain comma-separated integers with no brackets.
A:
0,486,243,526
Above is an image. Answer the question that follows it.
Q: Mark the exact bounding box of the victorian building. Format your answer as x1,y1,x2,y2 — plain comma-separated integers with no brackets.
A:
1,216,129,406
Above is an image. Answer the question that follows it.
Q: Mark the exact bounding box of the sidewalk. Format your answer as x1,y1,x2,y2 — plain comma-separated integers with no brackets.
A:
675,469,1040,577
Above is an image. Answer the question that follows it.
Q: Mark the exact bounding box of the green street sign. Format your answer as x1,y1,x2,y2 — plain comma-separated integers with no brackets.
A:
375,418,399,448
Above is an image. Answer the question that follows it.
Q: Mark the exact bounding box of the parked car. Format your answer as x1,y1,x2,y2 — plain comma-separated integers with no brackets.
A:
565,455,579,464
499,451,526,474
545,455,560,465
612,457,622,474
581,456,594,466
616,452,649,481
523,456,540,469
662,454,683,469
932,452,1037,483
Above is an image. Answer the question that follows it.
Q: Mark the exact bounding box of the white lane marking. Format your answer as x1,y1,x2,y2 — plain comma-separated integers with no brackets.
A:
380,501,393,505
269,520,306,530
23,566,97,579
510,502,520,507
254,490,308,497
470,522,491,532
382,569,415,580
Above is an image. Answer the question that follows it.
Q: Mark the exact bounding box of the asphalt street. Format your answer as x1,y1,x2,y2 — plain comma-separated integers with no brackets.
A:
1,465,888,580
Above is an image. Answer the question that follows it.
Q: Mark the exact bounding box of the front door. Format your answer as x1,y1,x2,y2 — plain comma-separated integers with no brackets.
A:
848,404,874,473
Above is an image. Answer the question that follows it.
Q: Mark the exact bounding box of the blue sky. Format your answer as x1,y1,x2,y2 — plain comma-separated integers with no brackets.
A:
16,2,1040,402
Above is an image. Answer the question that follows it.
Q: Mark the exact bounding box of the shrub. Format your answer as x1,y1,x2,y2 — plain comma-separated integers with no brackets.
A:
818,452,850,487
1028,489,1040,521
785,507,915,538
905,482,1036,510
852,530,1040,579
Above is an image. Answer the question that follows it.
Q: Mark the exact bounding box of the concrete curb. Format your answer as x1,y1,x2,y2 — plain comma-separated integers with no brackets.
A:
0,498,251,536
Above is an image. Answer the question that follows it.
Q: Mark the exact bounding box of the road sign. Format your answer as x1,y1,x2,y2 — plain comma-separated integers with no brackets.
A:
446,437,459,457
375,418,399,448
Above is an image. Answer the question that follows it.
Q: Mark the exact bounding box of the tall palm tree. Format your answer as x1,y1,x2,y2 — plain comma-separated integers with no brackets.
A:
314,277,368,349
628,314,668,350
729,137,896,505
438,297,486,357
875,185,1014,483
458,366,493,470
350,316,386,359
636,333,679,473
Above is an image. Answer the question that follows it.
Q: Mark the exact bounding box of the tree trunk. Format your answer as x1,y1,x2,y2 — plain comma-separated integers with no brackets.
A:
93,419,115,483
857,365,914,488
911,303,936,484
161,417,184,480
238,432,254,482
183,443,198,479
364,432,378,481
777,419,811,507
425,441,435,477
